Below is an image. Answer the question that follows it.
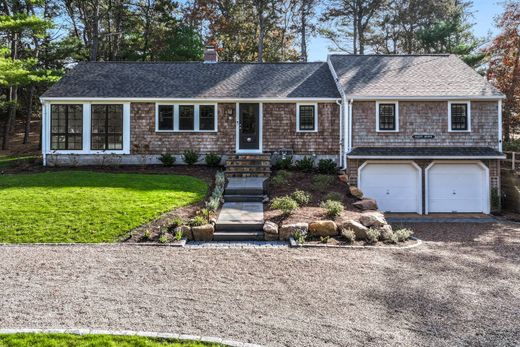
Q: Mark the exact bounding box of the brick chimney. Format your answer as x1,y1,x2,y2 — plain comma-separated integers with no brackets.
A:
204,46,218,63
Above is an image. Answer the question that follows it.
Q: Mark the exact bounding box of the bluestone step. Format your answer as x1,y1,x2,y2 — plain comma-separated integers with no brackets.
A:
213,231,265,241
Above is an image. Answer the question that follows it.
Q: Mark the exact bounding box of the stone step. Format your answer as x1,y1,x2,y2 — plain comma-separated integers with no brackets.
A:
226,160,271,166
224,194,264,202
213,231,265,241
225,172,271,178
224,187,264,195
225,166,271,173
215,222,264,232
228,154,271,160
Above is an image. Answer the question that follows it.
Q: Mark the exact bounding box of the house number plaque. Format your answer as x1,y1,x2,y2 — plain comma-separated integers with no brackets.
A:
412,134,435,139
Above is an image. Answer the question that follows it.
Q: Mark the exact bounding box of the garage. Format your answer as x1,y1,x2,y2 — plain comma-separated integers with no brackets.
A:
426,162,489,214
358,162,422,213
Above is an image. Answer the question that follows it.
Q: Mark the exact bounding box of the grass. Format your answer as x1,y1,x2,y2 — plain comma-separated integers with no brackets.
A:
0,171,207,243
0,333,222,347
0,154,38,168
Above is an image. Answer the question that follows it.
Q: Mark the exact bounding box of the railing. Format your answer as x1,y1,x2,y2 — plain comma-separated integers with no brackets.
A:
503,151,520,172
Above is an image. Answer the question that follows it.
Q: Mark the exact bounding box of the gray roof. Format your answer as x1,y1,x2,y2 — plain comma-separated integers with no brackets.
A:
329,54,503,98
41,61,341,99
347,147,505,158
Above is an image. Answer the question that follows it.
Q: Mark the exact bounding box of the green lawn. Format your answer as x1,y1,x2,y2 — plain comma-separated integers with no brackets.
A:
0,333,222,347
0,171,207,243
0,154,39,168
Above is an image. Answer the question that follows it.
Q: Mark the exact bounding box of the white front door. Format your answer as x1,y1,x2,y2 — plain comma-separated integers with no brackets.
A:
427,162,489,213
359,162,421,213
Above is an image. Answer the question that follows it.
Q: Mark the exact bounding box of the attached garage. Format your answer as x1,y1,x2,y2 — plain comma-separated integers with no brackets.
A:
426,162,489,214
358,162,422,213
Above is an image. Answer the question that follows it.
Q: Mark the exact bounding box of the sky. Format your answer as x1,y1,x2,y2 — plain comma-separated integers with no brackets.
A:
307,0,504,62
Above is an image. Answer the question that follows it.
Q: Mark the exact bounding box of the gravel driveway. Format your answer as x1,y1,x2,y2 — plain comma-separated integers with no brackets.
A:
0,221,519,347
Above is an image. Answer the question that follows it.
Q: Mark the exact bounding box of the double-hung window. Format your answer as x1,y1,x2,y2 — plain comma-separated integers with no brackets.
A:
377,102,398,132
297,103,318,132
50,104,83,150
91,104,124,150
449,102,470,131
157,104,217,132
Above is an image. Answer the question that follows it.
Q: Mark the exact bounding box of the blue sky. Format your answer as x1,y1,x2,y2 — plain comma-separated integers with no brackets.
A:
307,0,504,61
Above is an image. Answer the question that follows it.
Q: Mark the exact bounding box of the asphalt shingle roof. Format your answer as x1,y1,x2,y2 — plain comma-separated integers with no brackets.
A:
347,147,505,158
329,54,503,98
41,61,341,99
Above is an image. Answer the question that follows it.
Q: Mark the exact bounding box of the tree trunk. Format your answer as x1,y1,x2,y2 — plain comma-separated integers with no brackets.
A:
89,1,100,61
258,4,265,63
504,45,520,142
300,1,307,62
2,31,19,150
23,86,35,144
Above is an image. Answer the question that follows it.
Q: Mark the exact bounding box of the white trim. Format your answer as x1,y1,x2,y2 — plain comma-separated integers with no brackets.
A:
448,101,471,132
341,95,505,101
376,101,399,132
425,160,490,214
296,103,318,132
348,155,506,160
498,99,503,152
235,102,263,154
358,160,423,214
40,97,340,102
327,56,347,168
42,103,47,166
155,103,218,133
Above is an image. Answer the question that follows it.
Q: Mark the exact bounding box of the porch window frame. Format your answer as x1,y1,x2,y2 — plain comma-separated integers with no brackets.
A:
50,104,84,150
448,101,471,132
376,101,399,132
90,104,124,150
296,102,318,132
155,103,218,133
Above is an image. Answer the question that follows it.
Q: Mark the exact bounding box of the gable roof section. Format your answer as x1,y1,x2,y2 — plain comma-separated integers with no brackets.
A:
41,61,341,99
328,54,504,98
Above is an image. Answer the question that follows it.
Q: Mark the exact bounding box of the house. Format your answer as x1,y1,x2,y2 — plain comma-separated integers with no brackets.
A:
40,48,505,215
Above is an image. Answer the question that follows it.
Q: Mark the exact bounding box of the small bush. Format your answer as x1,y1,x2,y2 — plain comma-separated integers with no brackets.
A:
271,170,292,186
274,156,293,170
312,174,335,189
318,159,337,175
295,156,315,172
205,153,222,167
324,192,343,202
159,234,169,243
320,236,330,244
294,229,306,244
271,195,299,215
174,229,184,241
320,199,343,218
158,153,176,167
341,228,356,243
168,216,184,231
395,228,414,242
291,190,311,205
142,229,152,241
206,196,220,212
182,150,200,165
215,171,226,187
277,169,292,179
379,227,395,242
366,228,380,244
189,215,207,227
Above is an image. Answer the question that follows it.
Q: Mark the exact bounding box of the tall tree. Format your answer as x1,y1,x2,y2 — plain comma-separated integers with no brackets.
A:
292,0,316,61
485,1,520,142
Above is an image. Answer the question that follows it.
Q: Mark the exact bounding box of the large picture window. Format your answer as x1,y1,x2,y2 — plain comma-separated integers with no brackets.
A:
91,104,123,150
297,104,317,131
51,104,83,150
156,104,217,132
378,103,397,131
450,103,469,131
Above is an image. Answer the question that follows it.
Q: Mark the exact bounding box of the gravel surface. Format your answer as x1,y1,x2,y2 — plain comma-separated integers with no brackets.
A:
0,222,519,347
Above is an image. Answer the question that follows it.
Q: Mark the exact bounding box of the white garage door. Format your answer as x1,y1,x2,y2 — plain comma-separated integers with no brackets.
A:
359,163,421,213
427,163,488,213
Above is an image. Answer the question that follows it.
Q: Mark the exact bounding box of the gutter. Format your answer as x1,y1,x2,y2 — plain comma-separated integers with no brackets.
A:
346,155,507,160
327,55,348,169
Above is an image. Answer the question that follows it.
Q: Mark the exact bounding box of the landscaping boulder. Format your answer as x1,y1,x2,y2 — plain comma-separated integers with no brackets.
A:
174,225,192,240
308,220,338,237
379,224,394,241
192,224,214,241
342,219,369,240
359,212,387,228
279,223,308,241
263,221,279,241
338,174,349,184
349,186,364,199
353,198,378,211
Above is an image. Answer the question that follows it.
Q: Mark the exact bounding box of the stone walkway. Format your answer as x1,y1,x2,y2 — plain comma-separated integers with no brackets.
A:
217,202,264,225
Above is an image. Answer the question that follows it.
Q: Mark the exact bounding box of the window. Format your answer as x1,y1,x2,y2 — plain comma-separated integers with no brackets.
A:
450,102,470,131
297,104,317,132
91,104,124,150
158,105,174,130
50,104,83,150
156,104,217,132
377,103,397,131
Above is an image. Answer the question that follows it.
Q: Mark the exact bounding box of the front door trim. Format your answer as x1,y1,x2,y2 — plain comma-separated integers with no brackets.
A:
235,102,263,154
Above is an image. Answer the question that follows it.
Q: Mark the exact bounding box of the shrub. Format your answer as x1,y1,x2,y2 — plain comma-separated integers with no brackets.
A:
320,199,343,218
366,228,380,244
270,195,299,215
158,153,176,167
212,186,224,200
189,215,207,227
379,227,395,242
504,139,520,152
271,170,292,186
142,229,152,241
182,150,200,165
324,192,343,202
394,228,414,242
215,171,226,188
318,159,337,175
320,236,330,244
174,229,184,241
159,234,169,243
295,156,315,172
205,153,222,167
168,216,184,231
291,190,311,205
341,228,356,243
206,196,220,212
293,229,306,244
312,174,335,190
274,156,293,170
277,169,292,179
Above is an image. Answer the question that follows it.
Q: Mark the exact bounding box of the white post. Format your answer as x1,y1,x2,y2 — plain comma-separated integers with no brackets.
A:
42,103,46,166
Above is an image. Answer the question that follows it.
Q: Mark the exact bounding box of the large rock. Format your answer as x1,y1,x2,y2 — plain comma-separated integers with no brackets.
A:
263,221,279,241
279,223,308,241
359,212,387,228
192,224,214,241
174,225,192,240
349,186,364,199
379,224,394,241
353,199,378,211
342,219,369,240
308,220,338,237
338,174,349,184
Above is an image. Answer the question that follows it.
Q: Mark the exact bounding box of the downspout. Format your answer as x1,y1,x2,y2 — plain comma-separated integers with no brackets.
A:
327,54,347,169
336,99,343,168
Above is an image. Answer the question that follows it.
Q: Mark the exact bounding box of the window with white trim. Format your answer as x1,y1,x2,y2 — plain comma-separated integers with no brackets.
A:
296,103,318,132
377,102,398,131
50,104,83,150
449,102,470,131
91,104,123,150
156,104,217,132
